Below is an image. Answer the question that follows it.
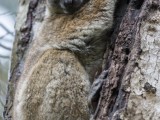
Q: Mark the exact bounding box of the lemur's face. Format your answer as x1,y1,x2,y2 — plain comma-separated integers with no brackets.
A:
48,0,89,14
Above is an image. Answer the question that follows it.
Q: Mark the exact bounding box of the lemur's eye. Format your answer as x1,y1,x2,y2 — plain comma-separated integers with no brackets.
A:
63,0,83,13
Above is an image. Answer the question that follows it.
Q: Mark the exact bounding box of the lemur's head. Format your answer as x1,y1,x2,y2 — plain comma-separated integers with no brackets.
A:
47,0,89,14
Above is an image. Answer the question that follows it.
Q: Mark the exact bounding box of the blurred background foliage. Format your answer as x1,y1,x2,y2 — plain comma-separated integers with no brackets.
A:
0,0,18,119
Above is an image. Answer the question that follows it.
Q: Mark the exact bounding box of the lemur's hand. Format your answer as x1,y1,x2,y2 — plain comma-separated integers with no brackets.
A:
88,70,108,116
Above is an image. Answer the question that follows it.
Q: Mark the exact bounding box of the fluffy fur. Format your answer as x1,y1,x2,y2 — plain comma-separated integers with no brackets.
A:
13,0,116,119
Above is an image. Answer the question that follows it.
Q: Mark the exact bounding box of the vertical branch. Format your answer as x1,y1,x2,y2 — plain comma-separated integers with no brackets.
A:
3,0,46,119
95,0,146,119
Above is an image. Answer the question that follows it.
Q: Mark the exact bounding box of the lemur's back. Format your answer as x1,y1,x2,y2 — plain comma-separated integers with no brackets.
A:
13,0,116,119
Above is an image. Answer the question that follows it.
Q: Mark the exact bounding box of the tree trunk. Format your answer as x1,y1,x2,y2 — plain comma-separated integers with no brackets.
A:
3,0,46,119
93,0,160,120
3,0,160,120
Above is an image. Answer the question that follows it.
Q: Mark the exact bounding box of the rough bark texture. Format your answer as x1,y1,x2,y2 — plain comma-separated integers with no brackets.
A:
123,1,160,119
3,0,46,119
3,0,160,120
94,0,160,120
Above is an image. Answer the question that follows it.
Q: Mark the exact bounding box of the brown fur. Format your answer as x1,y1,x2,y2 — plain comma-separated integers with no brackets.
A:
13,0,116,119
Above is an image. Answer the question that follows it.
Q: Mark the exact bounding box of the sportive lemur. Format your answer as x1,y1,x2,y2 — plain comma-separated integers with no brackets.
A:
13,0,116,119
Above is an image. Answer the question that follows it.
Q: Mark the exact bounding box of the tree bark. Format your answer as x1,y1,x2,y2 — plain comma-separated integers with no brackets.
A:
94,0,160,120
3,0,160,120
3,0,46,119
